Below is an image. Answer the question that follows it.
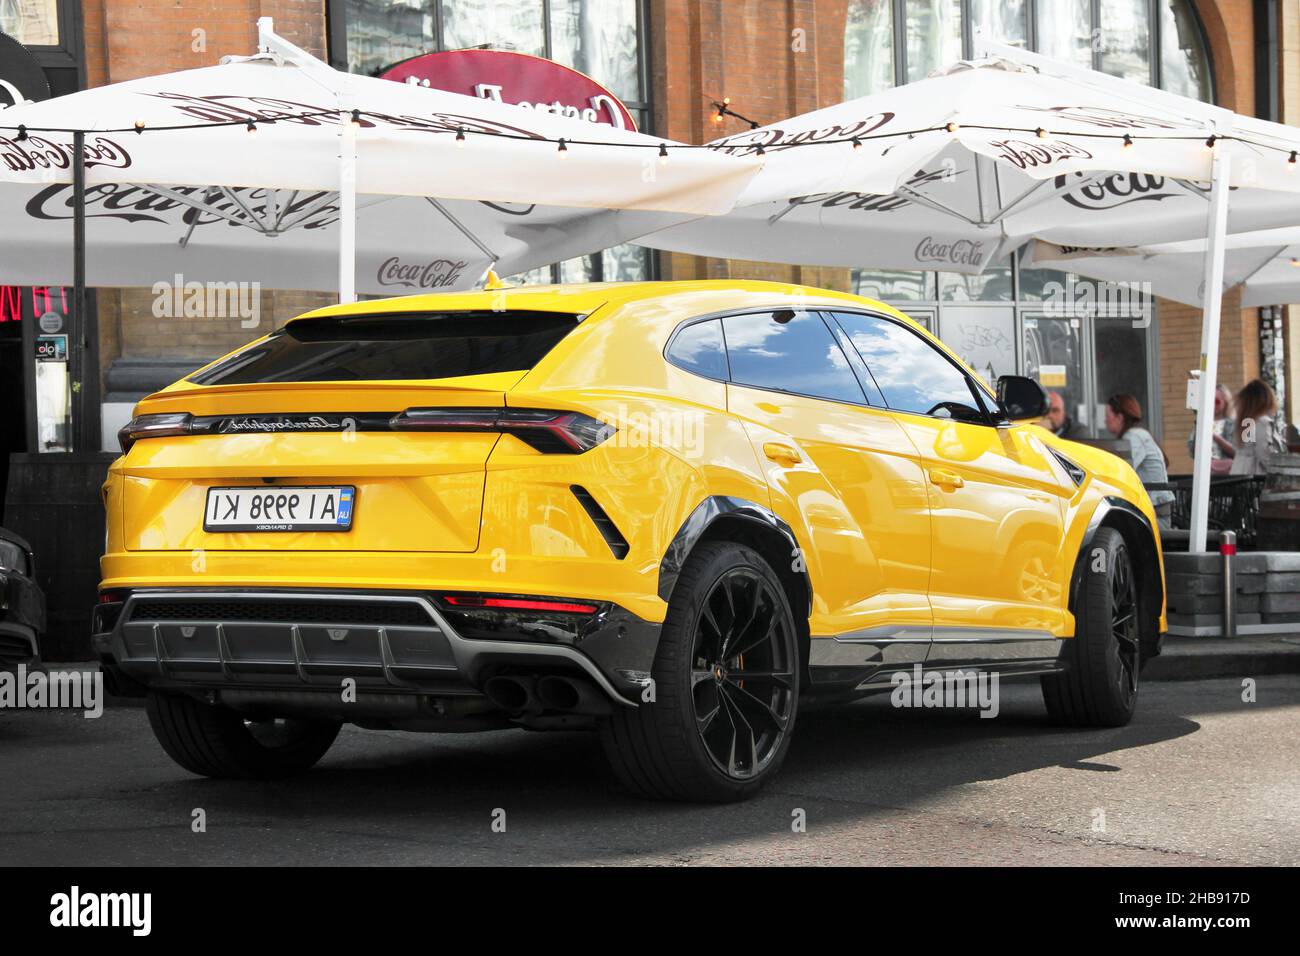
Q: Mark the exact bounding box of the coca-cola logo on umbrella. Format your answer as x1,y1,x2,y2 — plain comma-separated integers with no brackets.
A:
1057,172,1177,210
378,49,637,131
914,236,988,267
376,256,469,289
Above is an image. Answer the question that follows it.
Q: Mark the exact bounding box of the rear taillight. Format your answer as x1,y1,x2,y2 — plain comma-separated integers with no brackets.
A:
442,595,599,614
118,413,194,453
391,407,615,453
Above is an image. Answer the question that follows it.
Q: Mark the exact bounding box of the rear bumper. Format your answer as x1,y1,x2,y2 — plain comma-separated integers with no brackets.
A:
93,588,659,709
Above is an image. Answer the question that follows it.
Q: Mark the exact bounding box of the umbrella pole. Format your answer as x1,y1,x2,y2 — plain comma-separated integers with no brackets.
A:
1189,148,1232,553
72,130,86,453
338,111,357,304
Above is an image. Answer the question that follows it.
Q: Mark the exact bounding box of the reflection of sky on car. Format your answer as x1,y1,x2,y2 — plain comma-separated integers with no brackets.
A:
670,321,726,374
723,313,863,403
835,315,974,417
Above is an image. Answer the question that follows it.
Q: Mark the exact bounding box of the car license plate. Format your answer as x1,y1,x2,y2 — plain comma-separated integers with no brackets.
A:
204,486,354,532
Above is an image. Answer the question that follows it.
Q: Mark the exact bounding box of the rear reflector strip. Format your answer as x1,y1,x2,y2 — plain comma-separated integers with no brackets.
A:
441,595,598,614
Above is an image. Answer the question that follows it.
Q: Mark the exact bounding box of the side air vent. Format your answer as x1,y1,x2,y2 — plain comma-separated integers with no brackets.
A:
1050,449,1087,487
570,486,630,559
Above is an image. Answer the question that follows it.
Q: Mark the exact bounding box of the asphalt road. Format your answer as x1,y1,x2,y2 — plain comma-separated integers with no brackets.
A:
2,676,1297,866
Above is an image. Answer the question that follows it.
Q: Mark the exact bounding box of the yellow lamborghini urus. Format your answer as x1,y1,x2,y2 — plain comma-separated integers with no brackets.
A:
96,280,1166,802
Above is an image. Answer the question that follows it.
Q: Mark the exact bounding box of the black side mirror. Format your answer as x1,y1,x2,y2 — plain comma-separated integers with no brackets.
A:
997,375,1049,422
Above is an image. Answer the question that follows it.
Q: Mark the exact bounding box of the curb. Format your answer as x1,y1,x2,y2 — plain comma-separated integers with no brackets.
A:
1143,635,1300,681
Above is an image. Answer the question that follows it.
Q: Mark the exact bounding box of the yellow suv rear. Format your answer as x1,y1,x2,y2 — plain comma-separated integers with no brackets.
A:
96,280,1166,801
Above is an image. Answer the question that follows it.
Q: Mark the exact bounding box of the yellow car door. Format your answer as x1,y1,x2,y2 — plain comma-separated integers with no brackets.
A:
716,309,933,672
826,309,1073,662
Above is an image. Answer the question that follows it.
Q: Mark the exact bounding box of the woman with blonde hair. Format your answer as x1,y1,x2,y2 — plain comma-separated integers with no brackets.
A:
1230,379,1284,476
1105,393,1174,527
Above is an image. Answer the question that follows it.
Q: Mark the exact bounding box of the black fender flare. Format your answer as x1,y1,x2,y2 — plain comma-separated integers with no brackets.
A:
1070,495,1165,659
658,496,812,616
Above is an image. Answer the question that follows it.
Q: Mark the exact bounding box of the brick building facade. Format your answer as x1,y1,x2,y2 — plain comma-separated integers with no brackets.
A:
4,0,1292,470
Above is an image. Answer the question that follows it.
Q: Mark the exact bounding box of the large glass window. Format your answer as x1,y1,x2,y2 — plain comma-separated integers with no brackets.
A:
440,0,545,56
969,0,1026,48
1035,0,1093,68
846,0,1212,102
1159,0,1213,101
831,311,986,422
721,311,866,405
1098,0,1152,83
844,0,896,98
905,0,962,82
549,0,642,102
0,0,59,45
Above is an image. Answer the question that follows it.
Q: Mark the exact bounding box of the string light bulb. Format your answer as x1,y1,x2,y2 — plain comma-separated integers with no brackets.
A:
557,137,569,157
349,109,362,127
1291,258,1300,267
16,125,27,141
245,118,257,133
945,121,959,133
455,127,466,147
851,136,862,150
1205,134,1218,150
755,142,766,156
1122,134,1134,150
658,142,669,165
1289,151,1297,171
1035,127,1048,139
133,119,146,134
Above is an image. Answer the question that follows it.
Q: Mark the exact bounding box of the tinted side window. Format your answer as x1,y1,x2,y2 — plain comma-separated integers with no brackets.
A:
667,319,728,379
830,311,988,423
722,311,866,405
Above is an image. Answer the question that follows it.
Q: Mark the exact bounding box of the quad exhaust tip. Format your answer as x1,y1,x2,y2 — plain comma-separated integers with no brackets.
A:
483,674,612,715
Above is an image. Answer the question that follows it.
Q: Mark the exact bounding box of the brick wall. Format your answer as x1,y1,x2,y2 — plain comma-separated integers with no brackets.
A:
651,0,853,289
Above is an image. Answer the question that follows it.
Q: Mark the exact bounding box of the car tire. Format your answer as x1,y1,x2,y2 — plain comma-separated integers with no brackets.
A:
600,541,800,802
1041,526,1141,727
146,691,341,779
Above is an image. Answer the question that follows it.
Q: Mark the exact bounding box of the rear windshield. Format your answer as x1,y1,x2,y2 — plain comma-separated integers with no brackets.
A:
189,311,581,385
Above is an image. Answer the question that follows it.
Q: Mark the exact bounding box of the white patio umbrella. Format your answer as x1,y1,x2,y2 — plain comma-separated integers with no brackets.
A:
1026,229,1300,309
635,56,1300,273
0,18,758,299
0,182,652,294
636,40,1300,552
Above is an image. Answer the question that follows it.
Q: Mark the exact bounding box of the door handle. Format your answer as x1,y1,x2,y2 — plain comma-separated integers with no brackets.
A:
763,441,803,465
928,468,965,489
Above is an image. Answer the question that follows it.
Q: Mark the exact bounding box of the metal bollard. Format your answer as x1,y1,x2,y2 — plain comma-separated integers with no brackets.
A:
1220,530,1237,638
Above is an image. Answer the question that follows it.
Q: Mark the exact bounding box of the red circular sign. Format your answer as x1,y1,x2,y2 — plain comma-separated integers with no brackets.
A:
378,49,637,131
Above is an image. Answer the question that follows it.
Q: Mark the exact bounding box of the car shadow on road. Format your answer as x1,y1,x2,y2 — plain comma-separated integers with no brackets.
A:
7,676,1290,864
